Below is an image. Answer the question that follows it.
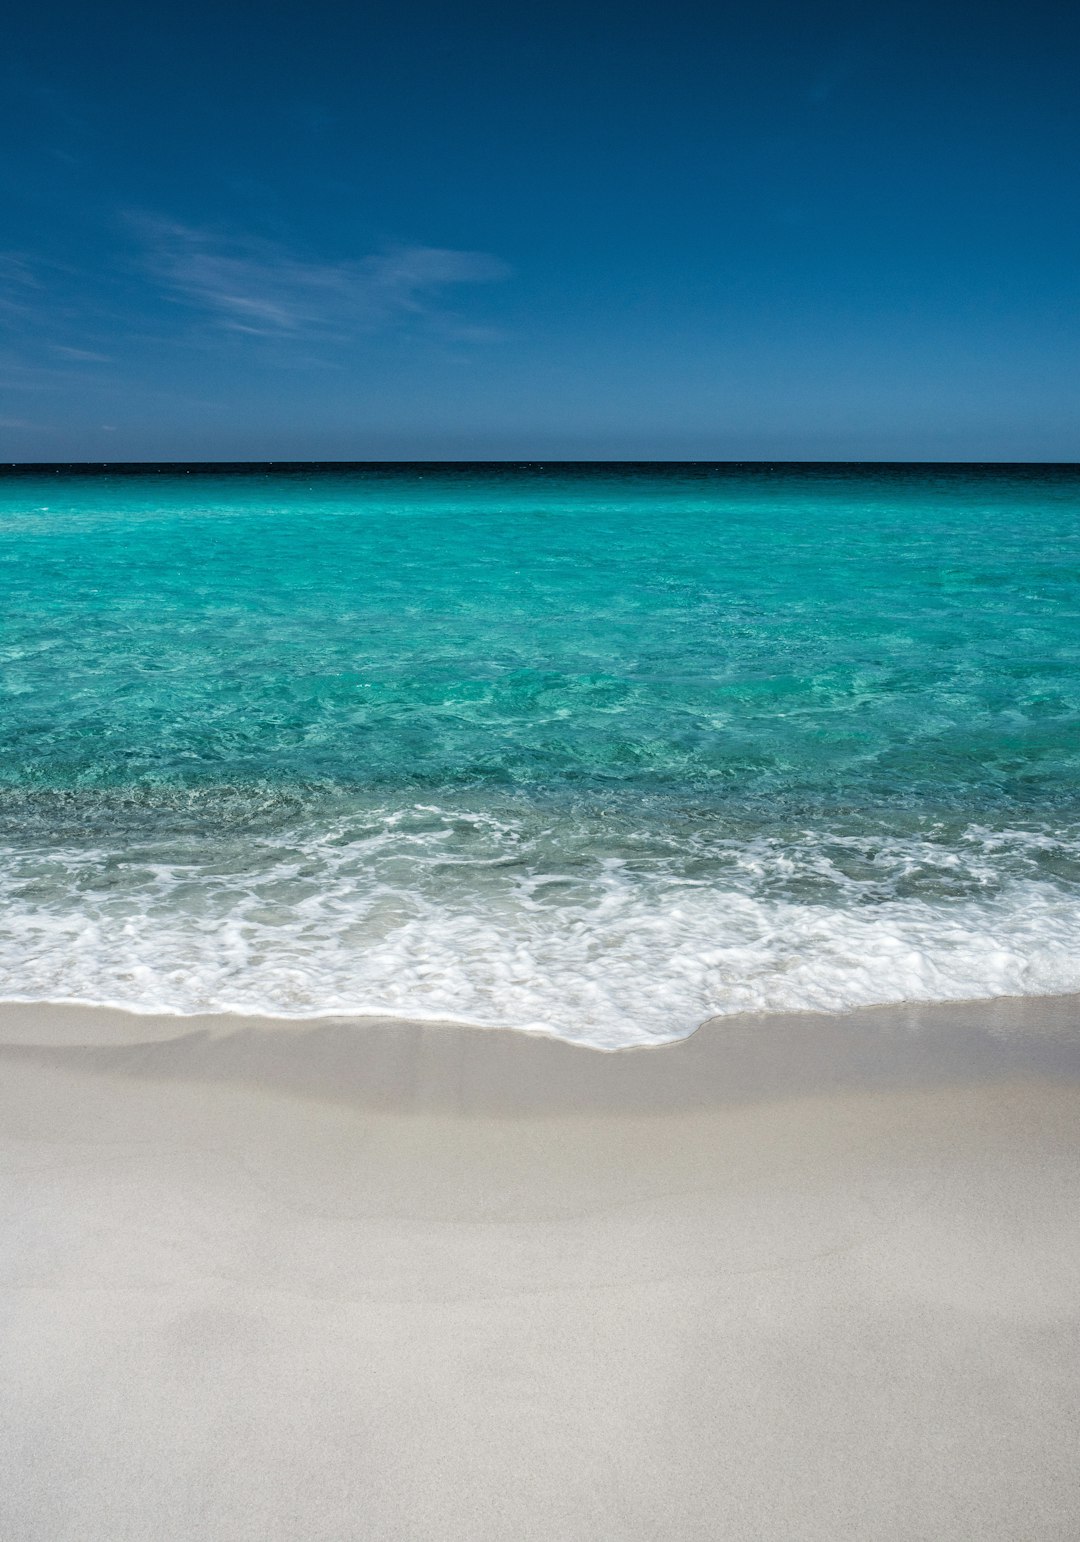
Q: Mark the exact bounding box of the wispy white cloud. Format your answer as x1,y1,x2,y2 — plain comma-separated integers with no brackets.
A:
0,352,82,390
50,344,114,362
133,218,510,341
0,254,108,353
0,253,44,318
0,416,45,431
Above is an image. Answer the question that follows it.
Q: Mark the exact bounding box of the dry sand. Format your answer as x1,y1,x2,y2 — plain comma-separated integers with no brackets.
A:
1,995,1079,1540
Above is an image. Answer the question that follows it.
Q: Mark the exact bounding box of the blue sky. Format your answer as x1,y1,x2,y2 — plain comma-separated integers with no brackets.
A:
2,0,1078,460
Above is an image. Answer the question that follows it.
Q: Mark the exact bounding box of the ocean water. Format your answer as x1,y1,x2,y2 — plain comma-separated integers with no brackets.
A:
2,461,1079,1048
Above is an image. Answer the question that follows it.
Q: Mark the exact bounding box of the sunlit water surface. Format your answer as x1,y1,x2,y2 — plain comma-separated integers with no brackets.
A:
2,462,1078,1046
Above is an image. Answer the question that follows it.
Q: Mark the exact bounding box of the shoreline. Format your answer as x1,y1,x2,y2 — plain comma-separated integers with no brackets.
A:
2,991,1078,1538
3,982,1080,1050
3,992,1079,1123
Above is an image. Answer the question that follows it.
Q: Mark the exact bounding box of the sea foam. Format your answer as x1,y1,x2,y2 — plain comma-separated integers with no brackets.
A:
3,807,1079,1047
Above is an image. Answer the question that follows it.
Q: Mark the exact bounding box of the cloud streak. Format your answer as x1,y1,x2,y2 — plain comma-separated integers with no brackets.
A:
50,344,114,362
134,218,509,341
0,254,44,319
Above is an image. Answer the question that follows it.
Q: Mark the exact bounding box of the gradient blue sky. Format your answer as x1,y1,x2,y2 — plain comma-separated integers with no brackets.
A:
3,0,1078,460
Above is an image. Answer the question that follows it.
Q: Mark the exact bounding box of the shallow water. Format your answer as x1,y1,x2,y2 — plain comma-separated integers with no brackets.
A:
2,462,1079,1046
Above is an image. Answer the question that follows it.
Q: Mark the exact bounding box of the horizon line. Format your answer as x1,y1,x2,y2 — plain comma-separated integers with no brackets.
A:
4,458,1080,473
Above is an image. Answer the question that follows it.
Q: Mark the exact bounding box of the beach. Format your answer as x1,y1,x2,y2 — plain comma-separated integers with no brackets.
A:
3,462,1080,1535
3,994,1078,1540
5,0,1078,1528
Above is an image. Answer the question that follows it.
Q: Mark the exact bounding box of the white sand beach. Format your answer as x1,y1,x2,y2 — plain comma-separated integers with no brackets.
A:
2,995,1079,1540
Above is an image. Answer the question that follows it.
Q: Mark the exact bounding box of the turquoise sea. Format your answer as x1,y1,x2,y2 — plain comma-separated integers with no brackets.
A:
2,462,1079,1047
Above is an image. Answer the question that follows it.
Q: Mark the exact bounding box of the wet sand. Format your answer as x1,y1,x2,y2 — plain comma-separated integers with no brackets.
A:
2,995,1079,1540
